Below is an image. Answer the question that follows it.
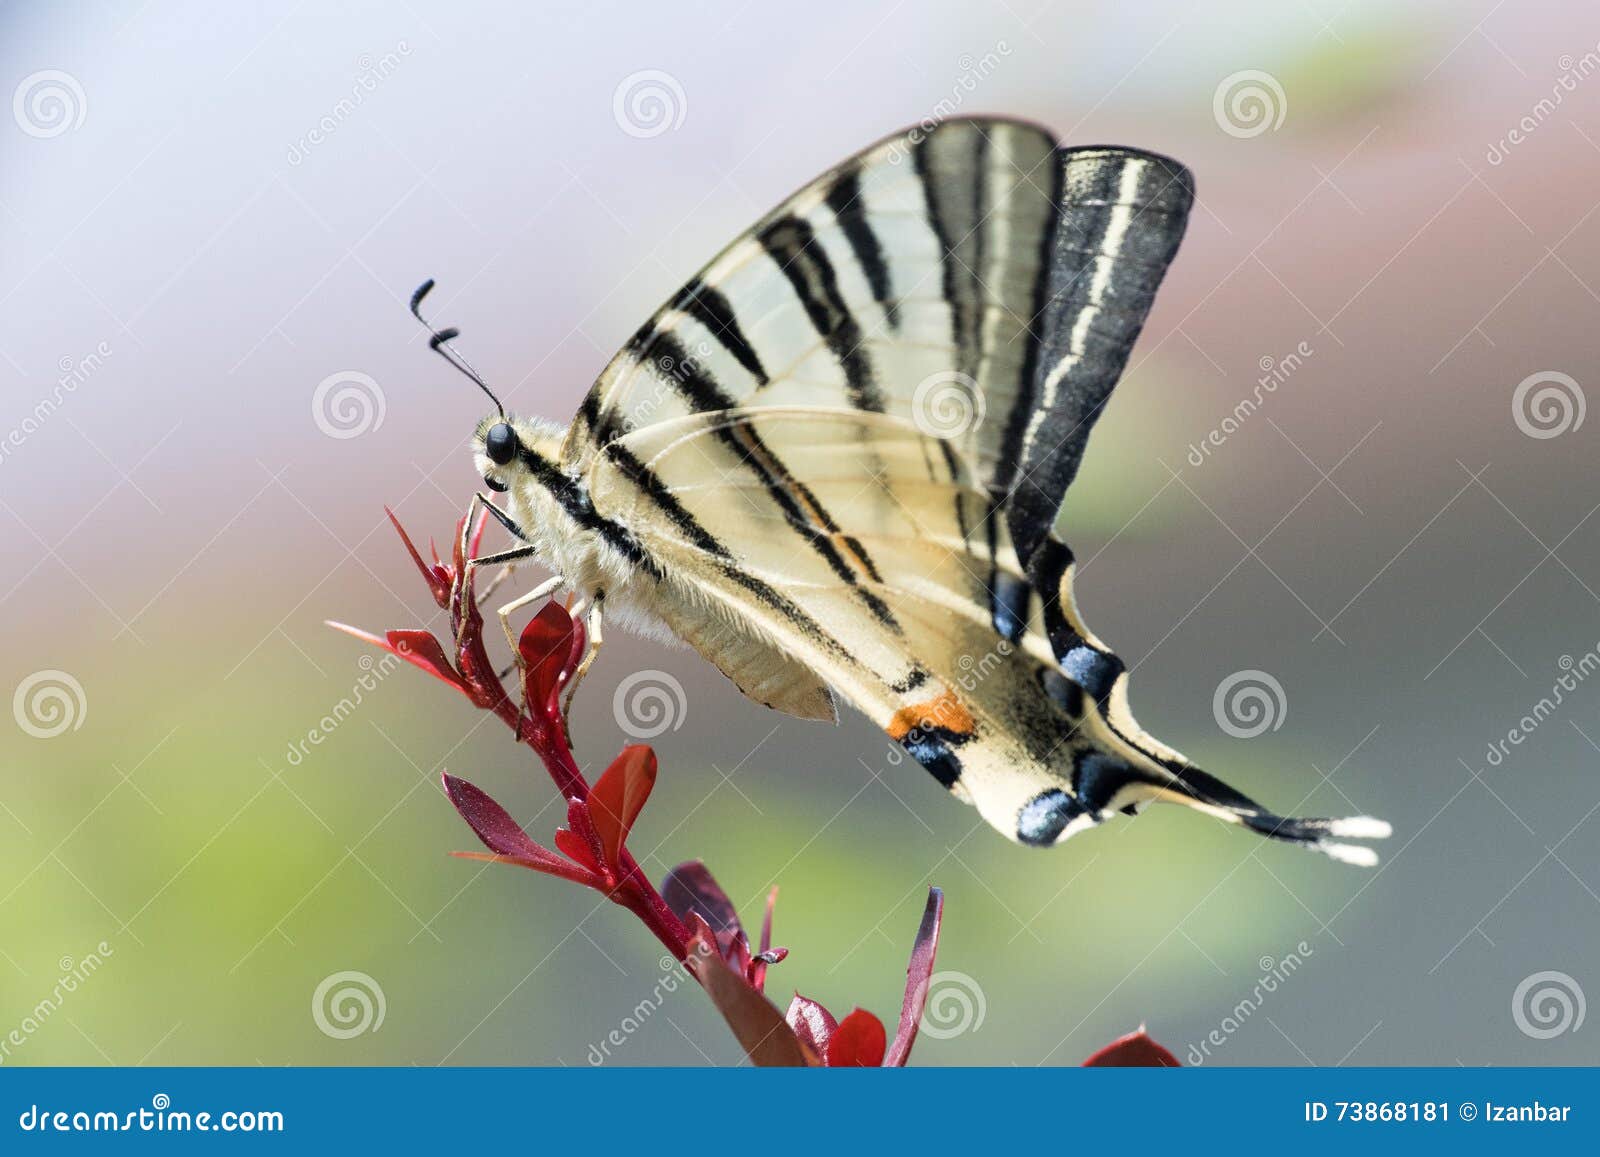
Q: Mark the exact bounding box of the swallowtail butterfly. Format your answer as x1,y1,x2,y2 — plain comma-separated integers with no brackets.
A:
416,117,1390,865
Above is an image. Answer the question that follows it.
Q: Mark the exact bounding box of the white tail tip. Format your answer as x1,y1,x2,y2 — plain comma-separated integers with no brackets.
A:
1325,816,1393,840
1320,842,1381,868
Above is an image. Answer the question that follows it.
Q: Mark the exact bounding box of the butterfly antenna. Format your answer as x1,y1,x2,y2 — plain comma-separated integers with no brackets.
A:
408,278,505,418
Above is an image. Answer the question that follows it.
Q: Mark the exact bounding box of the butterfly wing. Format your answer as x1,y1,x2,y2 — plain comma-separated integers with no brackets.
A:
583,405,1090,839
583,407,1387,862
561,118,1387,860
566,116,1193,608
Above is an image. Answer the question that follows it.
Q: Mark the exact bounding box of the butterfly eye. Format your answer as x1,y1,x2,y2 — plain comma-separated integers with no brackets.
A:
485,421,517,465
484,476,508,493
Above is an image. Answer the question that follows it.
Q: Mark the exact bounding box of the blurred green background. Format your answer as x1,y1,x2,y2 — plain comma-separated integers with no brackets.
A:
2,0,1598,1066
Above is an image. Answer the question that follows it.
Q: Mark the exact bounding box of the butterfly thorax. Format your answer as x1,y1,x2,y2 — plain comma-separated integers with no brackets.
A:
476,413,675,640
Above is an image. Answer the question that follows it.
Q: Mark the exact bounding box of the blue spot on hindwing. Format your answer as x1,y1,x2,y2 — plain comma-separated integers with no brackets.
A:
1060,644,1122,702
1017,789,1089,846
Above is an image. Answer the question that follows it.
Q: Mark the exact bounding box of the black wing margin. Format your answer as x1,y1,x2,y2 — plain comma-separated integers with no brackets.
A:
1005,148,1194,569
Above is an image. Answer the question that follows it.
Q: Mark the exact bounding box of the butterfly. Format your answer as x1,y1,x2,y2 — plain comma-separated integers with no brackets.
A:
412,117,1390,865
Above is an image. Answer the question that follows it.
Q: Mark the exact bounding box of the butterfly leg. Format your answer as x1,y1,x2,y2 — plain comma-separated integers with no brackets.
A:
456,492,537,649
560,592,604,725
496,574,567,657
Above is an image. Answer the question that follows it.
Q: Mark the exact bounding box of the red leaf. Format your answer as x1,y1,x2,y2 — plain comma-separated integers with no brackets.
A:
387,630,473,694
587,745,657,869
553,827,601,875
751,886,779,992
784,994,837,1057
885,886,943,1067
660,860,744,959
387,507,451,607
565,798,608,876
441,773,542,858
520,602,582,714
825,1009,887,1067
686,920,814,1067
327,623,472,698
1083,1029,1181,1067
449,850,596,888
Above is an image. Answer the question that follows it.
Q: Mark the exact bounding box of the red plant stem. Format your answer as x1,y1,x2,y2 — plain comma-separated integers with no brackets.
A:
508,674,693,959
442,509,693,959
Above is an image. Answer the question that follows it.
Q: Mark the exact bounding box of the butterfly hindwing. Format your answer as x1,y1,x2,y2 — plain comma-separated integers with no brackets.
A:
1008,147,1194,567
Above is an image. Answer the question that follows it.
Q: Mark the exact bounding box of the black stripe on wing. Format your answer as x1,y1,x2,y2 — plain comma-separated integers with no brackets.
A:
639,334,900,629
824,166,901,331
1007,148,1194,570
599,439,859,662
756,214,883,412
669,280,770,385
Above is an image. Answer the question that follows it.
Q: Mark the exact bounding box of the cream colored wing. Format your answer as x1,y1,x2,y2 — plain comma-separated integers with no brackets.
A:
659,601,837,722
584,407,1389,862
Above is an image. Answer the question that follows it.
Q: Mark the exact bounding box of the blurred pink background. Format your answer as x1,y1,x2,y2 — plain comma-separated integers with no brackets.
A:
2,0,1597,1065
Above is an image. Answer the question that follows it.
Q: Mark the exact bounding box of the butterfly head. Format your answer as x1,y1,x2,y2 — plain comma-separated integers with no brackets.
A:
472,413,566,494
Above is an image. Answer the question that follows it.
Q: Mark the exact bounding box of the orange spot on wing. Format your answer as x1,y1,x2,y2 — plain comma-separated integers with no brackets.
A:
887,689,976,740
